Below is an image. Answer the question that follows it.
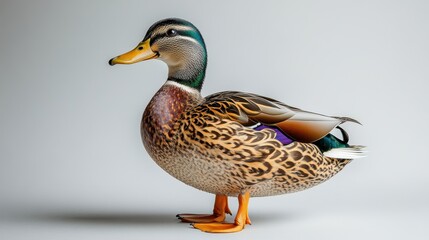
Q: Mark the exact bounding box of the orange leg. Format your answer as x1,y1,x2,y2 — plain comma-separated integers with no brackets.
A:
177,194,232,223
193,192,251,233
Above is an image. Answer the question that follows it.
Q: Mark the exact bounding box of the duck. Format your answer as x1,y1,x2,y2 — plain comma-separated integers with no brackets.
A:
109,18,365,233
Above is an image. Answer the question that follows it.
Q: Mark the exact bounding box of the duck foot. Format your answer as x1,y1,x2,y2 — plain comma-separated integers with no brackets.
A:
177,194,231,223
177,213,225,223
192,222,244,233
192,192,251,233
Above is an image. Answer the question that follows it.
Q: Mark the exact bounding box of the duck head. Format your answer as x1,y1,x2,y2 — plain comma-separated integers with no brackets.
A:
109,18,207,91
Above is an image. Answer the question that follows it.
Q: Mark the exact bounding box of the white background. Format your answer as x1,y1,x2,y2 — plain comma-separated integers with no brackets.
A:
1,0,428,239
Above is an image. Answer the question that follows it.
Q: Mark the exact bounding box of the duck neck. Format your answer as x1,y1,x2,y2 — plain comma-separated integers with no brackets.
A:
166,42,207,91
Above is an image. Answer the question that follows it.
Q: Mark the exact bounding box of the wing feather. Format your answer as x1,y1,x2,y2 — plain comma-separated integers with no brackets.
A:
202,91,358,143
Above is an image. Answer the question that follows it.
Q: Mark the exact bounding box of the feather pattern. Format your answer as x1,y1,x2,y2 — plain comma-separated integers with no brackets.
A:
253,124,294,145
202,91,358,142
323,146,367,159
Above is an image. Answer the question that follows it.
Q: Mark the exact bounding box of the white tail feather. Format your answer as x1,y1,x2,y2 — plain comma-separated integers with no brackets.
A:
323,146,367,159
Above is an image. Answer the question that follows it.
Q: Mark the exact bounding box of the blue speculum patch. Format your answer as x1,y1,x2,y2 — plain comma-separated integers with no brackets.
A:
253,124,294,145
253,124,349,152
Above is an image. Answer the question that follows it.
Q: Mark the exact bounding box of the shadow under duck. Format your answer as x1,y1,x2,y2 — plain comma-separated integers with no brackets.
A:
109,18,365,233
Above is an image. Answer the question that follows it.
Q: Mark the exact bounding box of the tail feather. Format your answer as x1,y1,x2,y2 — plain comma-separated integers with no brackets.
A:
335,116,362,125
323,145,367,159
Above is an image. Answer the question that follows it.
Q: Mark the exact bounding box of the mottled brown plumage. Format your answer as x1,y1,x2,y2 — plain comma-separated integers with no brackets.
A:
109,18,364,233
141,83,350,197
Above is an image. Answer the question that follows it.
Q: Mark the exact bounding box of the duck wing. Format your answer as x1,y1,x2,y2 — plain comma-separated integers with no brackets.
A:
200,91,359,143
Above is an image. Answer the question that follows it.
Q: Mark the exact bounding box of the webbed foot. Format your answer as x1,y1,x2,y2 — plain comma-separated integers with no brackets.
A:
192,192,251,233
177,194,231,223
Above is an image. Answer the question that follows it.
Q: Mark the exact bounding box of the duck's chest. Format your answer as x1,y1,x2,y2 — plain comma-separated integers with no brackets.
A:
141,83,202,160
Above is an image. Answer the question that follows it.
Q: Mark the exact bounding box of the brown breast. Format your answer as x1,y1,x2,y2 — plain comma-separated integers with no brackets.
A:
141,83,202,148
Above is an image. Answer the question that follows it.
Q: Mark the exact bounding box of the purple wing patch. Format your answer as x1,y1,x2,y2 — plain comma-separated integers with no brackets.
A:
253,124,294,145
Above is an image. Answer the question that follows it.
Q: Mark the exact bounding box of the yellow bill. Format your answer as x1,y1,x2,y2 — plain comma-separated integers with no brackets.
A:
109,38,158,65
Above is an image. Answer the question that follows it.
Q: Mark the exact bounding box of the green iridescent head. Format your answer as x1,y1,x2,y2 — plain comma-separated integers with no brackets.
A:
109,18,207,91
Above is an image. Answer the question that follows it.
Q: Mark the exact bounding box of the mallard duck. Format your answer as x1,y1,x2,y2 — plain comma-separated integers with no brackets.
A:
109,18,365,233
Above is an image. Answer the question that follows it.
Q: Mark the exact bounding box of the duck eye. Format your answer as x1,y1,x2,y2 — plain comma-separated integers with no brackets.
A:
166,29,178,37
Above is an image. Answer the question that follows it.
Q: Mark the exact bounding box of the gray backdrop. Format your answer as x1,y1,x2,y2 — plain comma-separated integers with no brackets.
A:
1,0,428,239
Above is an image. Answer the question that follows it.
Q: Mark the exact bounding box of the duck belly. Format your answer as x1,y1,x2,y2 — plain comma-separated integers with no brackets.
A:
147,148,245,196
144,142,350,197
